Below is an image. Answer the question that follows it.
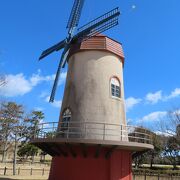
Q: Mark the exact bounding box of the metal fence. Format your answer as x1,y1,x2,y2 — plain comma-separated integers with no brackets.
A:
32,121,153,144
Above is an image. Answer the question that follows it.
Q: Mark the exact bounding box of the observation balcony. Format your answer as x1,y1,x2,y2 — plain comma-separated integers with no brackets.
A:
31,121,153,156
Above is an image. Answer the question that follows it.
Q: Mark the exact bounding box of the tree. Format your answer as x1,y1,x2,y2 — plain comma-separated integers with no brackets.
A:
40,151,47,163
0,74,6,87
163,136,180,169
0,102,24,164
159,108,180,169
0,102,46,174
0,102,31,175
159,108,180,136
17,143,39,161
146,134,163,169
26,111,44,138
11,120,29,175
133,152,146,169
176,124,180,139
23,110,44,163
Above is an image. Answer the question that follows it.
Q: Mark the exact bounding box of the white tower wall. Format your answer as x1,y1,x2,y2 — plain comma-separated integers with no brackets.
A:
59,49,127,140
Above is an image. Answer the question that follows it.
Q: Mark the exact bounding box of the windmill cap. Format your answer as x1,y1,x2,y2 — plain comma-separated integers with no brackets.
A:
68,35,125,65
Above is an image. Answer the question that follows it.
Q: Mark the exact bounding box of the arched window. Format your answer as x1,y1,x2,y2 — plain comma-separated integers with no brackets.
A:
61,108,71,130
111,77,121,98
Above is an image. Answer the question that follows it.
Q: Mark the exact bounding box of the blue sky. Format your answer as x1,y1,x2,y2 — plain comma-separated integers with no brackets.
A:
0,0,179,130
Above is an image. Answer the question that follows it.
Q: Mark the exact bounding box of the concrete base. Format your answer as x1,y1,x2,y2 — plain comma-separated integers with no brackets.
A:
49,147,132,180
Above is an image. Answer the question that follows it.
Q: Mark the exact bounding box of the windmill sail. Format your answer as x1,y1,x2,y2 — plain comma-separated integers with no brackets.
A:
67,0,85,30
49,58,63,102
82,16,118,39
39,39,66,60
39,0,120,103
75,7,120,41
49,46,69,102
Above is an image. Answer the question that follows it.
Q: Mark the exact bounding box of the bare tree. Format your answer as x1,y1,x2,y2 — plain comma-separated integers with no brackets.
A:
11,119,29,175
163,136,179,169
159,108,180,136
0,102,23,163
158,108,180,169
0,101,46,175
0,102,25,175
0,74,6,87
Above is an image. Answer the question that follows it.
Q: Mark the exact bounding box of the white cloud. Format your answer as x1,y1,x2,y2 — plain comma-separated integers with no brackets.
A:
45,96,50,103
140,111,167,122
125,97,142,111
0,70,67,97
59,72,67,85
34,107,44,111
145,88,180,104
0,73,32,97
30,73,55,86
145,90,162,104
45,96,62,108
39,91,49,98
155,130,174,137
165,88,180,100
52,100,62,108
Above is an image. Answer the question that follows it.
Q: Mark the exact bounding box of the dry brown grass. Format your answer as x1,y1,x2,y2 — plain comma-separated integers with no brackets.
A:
0,175,48,180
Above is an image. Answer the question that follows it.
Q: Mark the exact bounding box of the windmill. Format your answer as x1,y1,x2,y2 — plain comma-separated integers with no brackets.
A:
32,2,154,179
39,0,120,102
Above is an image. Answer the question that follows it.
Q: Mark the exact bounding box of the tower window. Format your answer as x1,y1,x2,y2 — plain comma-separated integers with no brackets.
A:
111,77,121,98
61,108,71,130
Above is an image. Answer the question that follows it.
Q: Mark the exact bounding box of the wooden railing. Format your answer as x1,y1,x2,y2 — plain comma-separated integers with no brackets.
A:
133,169,180,180
0,167,49,176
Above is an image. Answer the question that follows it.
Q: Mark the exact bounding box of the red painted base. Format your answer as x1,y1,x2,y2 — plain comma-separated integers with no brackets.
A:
49,147,132,180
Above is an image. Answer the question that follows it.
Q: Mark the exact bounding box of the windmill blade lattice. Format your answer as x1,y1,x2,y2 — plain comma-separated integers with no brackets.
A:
67,0,85,29
39,39,66,60
75,7,120,41
82,16,119,40
49,46,70,102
